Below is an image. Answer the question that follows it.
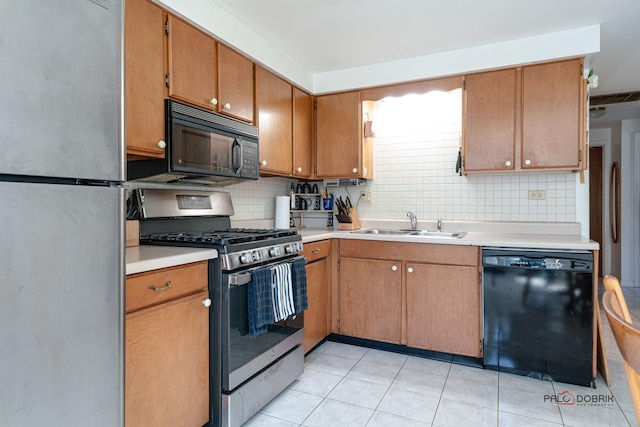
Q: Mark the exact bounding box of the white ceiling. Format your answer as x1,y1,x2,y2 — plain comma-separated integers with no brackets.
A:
207,0,640,124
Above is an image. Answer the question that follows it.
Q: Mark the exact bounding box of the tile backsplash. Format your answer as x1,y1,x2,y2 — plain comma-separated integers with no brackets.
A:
128,89,577,223
334,89,577,223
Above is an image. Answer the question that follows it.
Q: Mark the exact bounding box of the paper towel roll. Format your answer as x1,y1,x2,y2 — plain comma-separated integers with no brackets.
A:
275,195,290,230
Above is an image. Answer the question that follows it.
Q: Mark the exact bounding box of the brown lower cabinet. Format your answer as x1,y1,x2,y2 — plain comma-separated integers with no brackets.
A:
338,257,402,344
405,263,481,357
125,261,210,427
337,240,482,357
302,240,331,352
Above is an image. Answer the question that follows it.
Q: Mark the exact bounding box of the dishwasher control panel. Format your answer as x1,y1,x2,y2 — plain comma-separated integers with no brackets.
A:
482,249,593,272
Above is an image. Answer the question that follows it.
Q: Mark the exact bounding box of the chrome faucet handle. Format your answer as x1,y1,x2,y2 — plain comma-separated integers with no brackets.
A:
405,211,417,230
437,218,443,232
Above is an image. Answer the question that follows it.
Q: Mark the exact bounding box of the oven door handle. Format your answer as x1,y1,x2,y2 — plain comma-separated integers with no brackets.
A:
228,271,252,287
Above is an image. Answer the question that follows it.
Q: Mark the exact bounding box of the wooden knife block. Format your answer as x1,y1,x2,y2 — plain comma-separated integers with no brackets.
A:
338,207,361,230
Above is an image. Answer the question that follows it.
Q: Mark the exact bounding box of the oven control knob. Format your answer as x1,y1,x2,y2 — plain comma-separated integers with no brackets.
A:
252,251,262,261
285,244,295,254
240,252,253,264
269,246,281,257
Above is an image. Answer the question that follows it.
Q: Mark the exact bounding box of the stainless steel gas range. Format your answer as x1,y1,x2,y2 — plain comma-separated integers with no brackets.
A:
132,189,306,427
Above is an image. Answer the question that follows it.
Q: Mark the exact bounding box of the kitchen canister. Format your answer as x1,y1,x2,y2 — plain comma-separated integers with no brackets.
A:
275,195,290,229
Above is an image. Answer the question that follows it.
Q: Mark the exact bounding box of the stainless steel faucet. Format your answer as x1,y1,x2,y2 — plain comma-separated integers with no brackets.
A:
406,212,417,230
437,218,443,232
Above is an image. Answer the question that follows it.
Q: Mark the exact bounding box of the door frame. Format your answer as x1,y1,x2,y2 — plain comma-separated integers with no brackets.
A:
588,133,612,277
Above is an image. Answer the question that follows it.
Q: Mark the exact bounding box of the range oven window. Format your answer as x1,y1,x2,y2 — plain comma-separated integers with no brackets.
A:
227,282,302,373
220,259,305,393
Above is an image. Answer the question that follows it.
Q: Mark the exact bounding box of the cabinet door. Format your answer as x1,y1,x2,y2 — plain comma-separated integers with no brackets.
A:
126,291,209,427
125,0,166,158
463,69,517,172
218,44,255,123
303,258,328,352
257,67,292,175
167,15,217,111
339,257,401,343
406,263,481,357
292,87,313,178
522,59,583,169
316,91,363,178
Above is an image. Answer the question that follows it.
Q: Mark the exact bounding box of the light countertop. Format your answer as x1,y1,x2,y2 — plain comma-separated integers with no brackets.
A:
126,246,218,275
298,220,599,251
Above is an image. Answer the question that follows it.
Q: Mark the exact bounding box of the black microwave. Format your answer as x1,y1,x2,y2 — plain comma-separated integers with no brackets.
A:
127,100,259,186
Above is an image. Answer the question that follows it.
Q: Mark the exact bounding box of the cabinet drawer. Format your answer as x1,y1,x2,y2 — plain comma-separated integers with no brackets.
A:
126,261,208,313
303,240,331,263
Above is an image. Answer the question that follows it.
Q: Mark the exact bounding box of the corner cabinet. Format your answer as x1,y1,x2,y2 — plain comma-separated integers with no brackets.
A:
338,240,482,357
124,0,166,158
316,91,373,179
125,261,210,427
463,58,585,173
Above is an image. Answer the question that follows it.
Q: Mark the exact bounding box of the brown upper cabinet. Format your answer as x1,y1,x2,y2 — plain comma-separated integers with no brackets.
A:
125,1,258,159
316,91,373,179
166,15,218,113
257,67,313,178
217,44,255,123
166,16,255,123
463,58,585,173
292,87,313,178
125,0,166,158
257,67,293,175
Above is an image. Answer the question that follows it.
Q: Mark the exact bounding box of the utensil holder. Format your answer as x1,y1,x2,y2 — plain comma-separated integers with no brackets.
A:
338,207,361,230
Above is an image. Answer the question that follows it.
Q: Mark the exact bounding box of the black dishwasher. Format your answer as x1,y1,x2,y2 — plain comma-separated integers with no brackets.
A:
482,248,594,387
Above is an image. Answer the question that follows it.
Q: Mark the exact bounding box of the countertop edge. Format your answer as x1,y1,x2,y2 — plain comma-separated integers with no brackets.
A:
300,229,599,251
126,246,218,275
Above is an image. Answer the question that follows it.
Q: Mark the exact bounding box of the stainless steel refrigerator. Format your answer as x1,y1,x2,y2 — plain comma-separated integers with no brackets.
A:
0,1,124,426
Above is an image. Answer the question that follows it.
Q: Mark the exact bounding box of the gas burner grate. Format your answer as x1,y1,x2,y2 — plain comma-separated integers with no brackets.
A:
143,228,300,247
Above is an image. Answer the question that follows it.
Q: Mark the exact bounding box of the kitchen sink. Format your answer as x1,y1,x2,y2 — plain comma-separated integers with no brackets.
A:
354,229,409,235
353,229,466,238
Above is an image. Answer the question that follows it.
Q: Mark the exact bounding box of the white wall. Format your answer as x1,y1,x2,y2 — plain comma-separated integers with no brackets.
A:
156,0,599,94
620,119,640,286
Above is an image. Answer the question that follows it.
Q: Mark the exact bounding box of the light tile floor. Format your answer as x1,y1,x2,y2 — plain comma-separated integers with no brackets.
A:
244,287,640,427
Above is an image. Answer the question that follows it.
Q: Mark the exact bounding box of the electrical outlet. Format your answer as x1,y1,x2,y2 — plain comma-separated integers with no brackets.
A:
528,190,547,200
360,191,373,203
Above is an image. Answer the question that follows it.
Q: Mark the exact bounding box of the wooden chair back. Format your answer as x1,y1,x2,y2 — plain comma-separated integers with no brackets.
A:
602,274,640,425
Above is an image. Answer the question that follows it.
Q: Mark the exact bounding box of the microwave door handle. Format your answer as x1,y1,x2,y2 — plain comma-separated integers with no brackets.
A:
232,139,243,174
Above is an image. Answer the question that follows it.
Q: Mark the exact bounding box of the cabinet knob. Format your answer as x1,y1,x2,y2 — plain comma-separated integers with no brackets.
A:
157,140,166,149
311,248,321,254
296,167,302,173
223,102,231,110
352,168,358,174
261,160,267,166
202,298,212,308
210,98,218,106
504,160,512,167
407,267,414,273
524,159,532,166
391,265,398,271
